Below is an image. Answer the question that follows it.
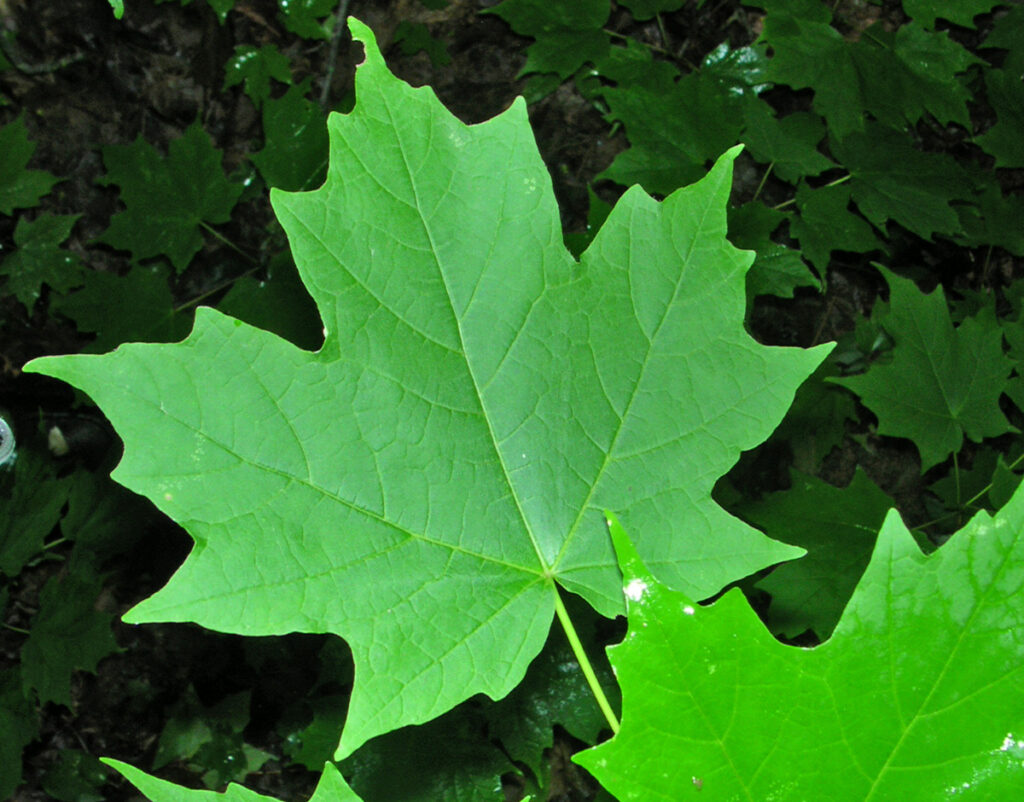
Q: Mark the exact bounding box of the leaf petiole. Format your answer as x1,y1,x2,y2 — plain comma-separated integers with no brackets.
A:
553,589,620,735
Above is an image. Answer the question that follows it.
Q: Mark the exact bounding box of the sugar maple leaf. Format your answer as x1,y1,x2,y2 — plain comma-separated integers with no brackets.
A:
487,0,609,79
26,19,827,758
763,15,977,139
0,213,83,310
734,469,893,639
97,122,242,273
106,759,361,801
577,506,1024,798
833,267,1013,470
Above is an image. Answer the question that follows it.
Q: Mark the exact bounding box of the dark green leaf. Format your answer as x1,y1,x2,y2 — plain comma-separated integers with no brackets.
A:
902,0,1004,29
763,17,977,137
976,69,1024,168
277,0,335,39
218,252,322,351
488,0,609,78
853,22,979,131
0,668,38,799
0,116,60,215
98,122,243,272
563,188,611,258
617,0,684,20
790,182,884,270
741,102,833,183
0,447,71,577
153,685,269,787
20,567,120,707
282,694,347,771
982,4,1024,75
745,0,831,20
832,268,1014,470
762,14,862,137
832,124,974,240
737,469,892,639
155,0,236,24
957,181,1024,255
51,264,191,351
62,469,155,563
223,44,292,109
393,21,451,67
989,455,1023,510
0,213,83,310
250,79,329,192
41,749,109,802
728,202,818,299
600,70,745,194
768,361,857,472
929,446,999,518
341,704,510,802
486,597,618,790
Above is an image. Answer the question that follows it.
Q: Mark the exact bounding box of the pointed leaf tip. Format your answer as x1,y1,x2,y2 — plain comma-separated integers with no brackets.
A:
605,511,644,584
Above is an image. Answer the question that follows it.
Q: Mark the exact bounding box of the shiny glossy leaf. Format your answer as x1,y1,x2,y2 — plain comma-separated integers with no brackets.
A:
577,506,1024,798
223,44,292,109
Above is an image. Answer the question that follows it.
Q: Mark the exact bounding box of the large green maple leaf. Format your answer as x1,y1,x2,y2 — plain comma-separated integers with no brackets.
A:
26,19,826,758
577,506,1024,798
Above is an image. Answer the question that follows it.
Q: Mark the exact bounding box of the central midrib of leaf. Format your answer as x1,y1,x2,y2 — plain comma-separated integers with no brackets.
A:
382,95,555,581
